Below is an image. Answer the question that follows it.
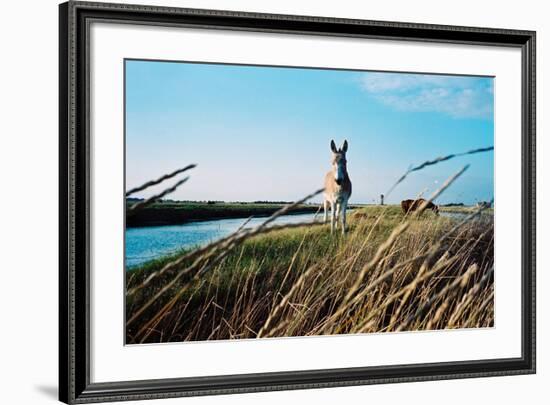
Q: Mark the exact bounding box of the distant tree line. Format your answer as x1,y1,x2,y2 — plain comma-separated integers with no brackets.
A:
125,198,301,205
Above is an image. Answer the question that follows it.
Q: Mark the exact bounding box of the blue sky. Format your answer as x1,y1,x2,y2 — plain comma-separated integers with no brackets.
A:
125,60,494,205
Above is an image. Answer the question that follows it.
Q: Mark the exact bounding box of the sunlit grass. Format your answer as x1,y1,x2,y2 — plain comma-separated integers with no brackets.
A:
126,205,493,343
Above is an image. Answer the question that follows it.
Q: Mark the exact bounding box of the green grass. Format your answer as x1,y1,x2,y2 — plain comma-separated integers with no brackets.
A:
126,205,493,343
126,200,324,227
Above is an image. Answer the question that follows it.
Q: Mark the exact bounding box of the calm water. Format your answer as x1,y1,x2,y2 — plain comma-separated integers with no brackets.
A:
440,211,469,220
125,210,470,269
125,212,322,268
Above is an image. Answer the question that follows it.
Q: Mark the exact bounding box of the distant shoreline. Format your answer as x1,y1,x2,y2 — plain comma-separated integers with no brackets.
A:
126,201,324,228
126,200,488,228
439,206,494,215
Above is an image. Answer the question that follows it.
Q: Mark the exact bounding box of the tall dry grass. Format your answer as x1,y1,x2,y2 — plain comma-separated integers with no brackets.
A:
125,148,494,344
126,209,493,343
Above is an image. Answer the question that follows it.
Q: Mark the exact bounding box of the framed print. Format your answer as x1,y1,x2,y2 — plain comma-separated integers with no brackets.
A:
59,1,536,403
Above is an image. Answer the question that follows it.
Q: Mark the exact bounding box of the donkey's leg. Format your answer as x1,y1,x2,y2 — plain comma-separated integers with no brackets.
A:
330,201,336,234
341,200,348,235
323,199,329,223
334,202,341,229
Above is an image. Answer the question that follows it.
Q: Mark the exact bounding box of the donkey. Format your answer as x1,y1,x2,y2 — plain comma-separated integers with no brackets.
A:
324,140,352,234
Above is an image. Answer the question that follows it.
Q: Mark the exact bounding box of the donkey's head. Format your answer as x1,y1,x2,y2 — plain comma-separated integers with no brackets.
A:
330,140,348,186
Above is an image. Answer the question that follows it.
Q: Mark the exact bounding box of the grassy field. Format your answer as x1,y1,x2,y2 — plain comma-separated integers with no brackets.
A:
126,200,325,227
126,204,494,344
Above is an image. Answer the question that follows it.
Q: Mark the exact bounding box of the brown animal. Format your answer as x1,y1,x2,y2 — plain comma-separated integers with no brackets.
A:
401,198,439,216
324,140,352,234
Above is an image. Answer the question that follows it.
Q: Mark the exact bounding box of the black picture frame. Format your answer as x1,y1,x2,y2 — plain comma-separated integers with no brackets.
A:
59,1,536,403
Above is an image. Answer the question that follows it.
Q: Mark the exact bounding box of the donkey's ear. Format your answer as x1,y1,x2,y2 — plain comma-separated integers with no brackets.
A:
341,140,348,153
330,140,338,153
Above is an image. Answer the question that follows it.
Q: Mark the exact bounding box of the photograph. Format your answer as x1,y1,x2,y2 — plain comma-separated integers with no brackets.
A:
52,2,539,403
124,60,495,344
